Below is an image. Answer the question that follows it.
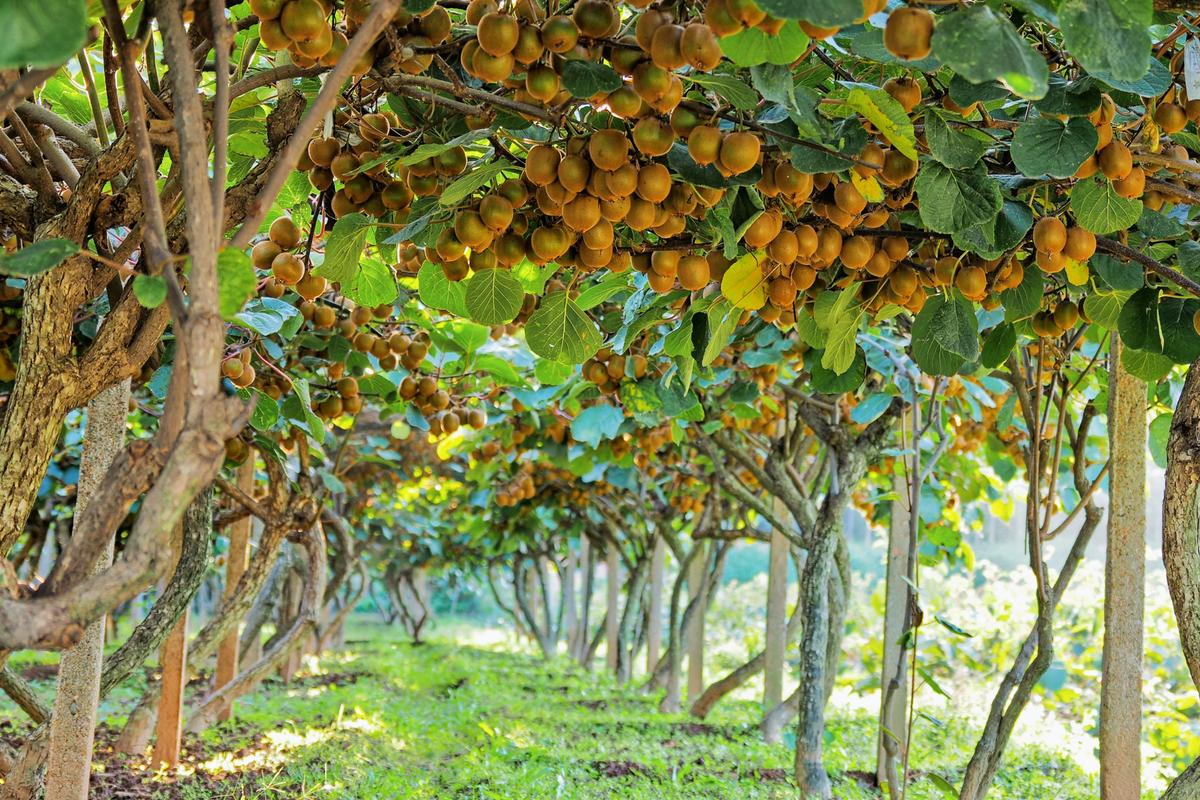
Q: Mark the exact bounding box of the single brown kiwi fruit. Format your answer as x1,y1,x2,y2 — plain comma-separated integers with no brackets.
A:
1097,141,1133,181
1032,216,1066,253
883,7,934,62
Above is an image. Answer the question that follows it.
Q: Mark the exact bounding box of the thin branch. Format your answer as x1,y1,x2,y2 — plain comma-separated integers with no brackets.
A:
1096,235,1200,297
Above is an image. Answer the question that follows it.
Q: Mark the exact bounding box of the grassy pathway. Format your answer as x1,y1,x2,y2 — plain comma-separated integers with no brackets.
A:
0,620,1097,798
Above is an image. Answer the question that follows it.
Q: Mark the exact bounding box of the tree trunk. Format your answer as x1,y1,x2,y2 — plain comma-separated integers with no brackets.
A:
1100,334,1145,800
646,534,665,675
576,537,594,664
686,541,707,703
878,471,912,798
563,548,577,660
616,550,650,684
151,527,189,770
1162,358,1200,798
764,500,791,711
44,378,130,800
606,542,620,674
277,565,304,681
657,544,695,713
214,458,254,722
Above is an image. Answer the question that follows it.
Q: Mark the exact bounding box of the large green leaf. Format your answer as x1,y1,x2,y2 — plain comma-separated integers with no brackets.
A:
914,162,1002,234
719,21,808,67
438,162,510,206
911,293,980,375
417,260,468,316
954,201,1033,260
931,5,1049,100
0,0,86,69
1084,289,1132,330
685,74,758,111
924,110,989,170
281,377,325,444
314,213,397,306
1070,176,1143,235
570,404,625,447
0,238,78,276
807,347,866,393
217,248,256,320
821,289,862,375
844,88,917,160
757,0,861,26
702,300,741,366
561,60,621,97
525,292,602,364
1010,116,1098,178
1119,288,1200,363
1059,0,1151,84
464,268,523,325
1001,265,1043,322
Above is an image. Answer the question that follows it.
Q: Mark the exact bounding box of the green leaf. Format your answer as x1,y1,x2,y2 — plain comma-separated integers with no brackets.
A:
133,274,166,309
850,393,893,425
397,130,487,166
0,0,86,69
383,213,433,244
685,74,758,111
844,88,917,160
535,359,573,385
702,300,741,366
821,295,862,375
236,297,299,336
719,20,808,67
248,388,280,432
1093,253,1143,292
924,110,989,170
1010,116,1098,178
314,213,397,306
281,377,325,444
926,774,960,799
439,162,510,207
807,347,866,393
576,273,630,310
417,261,468,316
911,293,980,375
1001,266,1042,322
1070,176,1143,235
570,404,625,447
1150,412,1172,468
841,26,941,72
217,249,257,320
1084,290,1131,330
981,323,1016,369
757,0,861,26
931,5,1049,100
464,268,524,325
525,292,602,364
1059,0,1151,84
914,162,1002,235
1034,76,1102,117
1119,288,1200,363
475,354,525,385
0,238,78,276
1121,347,1172,382
561,60,622,97
954,201,1033,260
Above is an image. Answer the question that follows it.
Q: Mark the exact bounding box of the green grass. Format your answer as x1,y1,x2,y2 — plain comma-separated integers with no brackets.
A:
41,618,1087,800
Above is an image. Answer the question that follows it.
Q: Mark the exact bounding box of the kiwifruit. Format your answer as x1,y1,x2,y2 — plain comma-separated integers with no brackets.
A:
768,229,799,265
541,15,579,52
881,151,918,185
360,113,390,143
252,240,282,269
530,225,571,259
883,7,934,61
558,154,592,193
677,254,710,290
526,64,560,101
259,19,292,50
589,129,631,171
466,0,499,24
1097,141,1133,181
889,265,918,298
670,105,702,138
221,356,244,379
798,21,839,39
649,24,686,70
704,0,743,36
330,152,360,181
1053,301,1080,330
840,235,874,270
296,272,327,301
955,265,986,298
606,86,644,118
680,23,722,70
632,116,675,156
280,0,326,43
436,228,467,261
269,215,301,249
794,224,818,259
633,62,672,102
1032,216,1066,253
651,250,680,278
791,264,817,291
295,22,333,58
726,0,765,26
814,226,843,265
525,144,562,185
883,76,921,113
307,136,340,167
688,125,722,165
479,195,515,232
380,181,413,211
636,163,672,202
1155,102,1187,134
478,12,520,56
583,219,615,249
1074,154,1099,180
271,252,304,285
865,252,893,278
1035,248,1065,273
743,209,782,248
1063,227,1096,262
1113,166,1145,199
574,0,617,37
719,131,760,175
472,48,515,82
834,181,867,215
249,0,285,19
563,195,602,231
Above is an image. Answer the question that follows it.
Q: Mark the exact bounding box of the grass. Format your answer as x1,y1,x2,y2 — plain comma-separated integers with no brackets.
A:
0,617,1104,799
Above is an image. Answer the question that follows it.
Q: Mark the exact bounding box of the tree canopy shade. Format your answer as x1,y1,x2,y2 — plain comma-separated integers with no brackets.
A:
3,0,1200,798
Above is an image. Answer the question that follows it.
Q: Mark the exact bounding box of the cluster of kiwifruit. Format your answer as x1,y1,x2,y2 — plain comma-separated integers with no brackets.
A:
495,463,537,506
582,347,650,393
251,215,327,300
299,113,428,221
249,0,360,71
1030,216,1097,276
396,371,488,435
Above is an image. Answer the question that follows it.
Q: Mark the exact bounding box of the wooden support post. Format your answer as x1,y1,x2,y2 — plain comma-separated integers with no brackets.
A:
1100,333,1146,800
764,499,791,711
606,541,620,673
687,541,707,702
563,547,577,659
215,459,254,722
646,534,665,674
877,470,913,795
279,567,303,682
152,521,188,770
45,379,130,800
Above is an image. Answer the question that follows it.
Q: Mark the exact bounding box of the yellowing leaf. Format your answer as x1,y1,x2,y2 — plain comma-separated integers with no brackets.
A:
851,172,884,203
720,250,768,309
845,88,918,160
1065,256,1089,286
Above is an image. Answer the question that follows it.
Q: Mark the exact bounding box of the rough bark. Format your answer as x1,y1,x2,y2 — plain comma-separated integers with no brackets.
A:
45,378,131,800
878,470,913,797
1100,335,1146,800
764,503,791,711
1162,359,1200,799
214,458,254,722
686,541,707,702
